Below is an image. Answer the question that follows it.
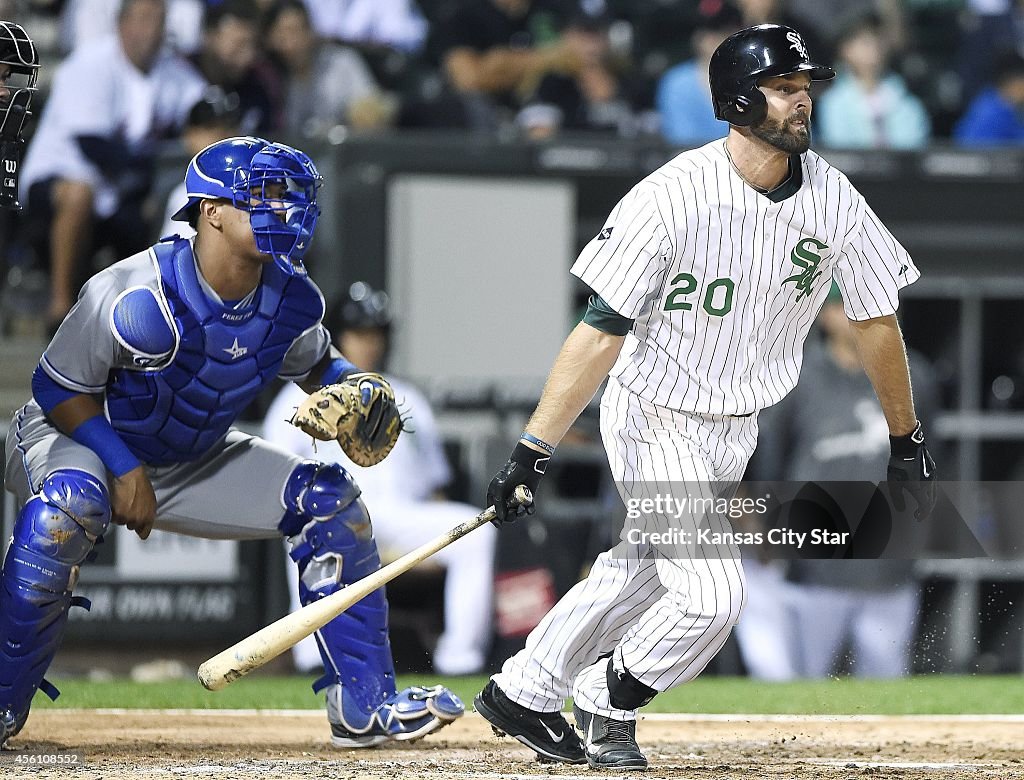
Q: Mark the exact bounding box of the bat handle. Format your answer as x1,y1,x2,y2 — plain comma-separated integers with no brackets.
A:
512,484,533,509
487,485,532,522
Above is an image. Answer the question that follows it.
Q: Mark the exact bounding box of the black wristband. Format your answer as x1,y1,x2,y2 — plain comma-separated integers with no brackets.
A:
890,421,924,459
512,441,550,476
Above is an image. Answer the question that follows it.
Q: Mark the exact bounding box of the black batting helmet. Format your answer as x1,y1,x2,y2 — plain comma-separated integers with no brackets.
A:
329,282,392,335
710,24,834,127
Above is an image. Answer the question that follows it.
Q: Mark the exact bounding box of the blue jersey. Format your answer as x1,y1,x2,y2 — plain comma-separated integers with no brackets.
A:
37,237,330,465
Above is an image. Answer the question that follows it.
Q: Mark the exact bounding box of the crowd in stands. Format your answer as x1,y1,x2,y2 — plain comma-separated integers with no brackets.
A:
3,0,1024,332
13,0,1024,147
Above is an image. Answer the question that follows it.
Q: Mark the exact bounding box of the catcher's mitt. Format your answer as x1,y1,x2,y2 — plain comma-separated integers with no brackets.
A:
290,372,404,467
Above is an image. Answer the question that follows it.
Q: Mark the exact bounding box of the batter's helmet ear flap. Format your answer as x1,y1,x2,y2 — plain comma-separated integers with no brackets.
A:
721,90,768,127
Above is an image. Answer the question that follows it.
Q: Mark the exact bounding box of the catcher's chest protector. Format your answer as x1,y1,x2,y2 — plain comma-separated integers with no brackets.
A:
106,239,322,465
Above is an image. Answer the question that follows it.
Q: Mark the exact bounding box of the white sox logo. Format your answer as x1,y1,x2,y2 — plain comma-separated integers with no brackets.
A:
786,31,808,59
783,237,828,302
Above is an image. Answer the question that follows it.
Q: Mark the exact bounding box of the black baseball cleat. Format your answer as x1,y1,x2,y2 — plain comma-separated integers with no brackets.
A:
474,680,586,764
573,704,649,770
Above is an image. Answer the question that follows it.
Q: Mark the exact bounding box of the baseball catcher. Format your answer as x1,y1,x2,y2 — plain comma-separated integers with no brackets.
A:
0,136,463,748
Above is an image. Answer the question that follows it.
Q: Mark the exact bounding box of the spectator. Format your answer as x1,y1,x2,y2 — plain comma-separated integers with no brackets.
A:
264,0,394,138
656,1,742,147
60,0,205,55
956,0,1024,103
160,89,242,240
304,0,428,53
745,282,940,678
436,0,583,130
19,0,205,329
788,0,907,58
817,14,930,150
191,0,281,134
517,12,641,139
734,0,828,62
264,283,497,676
954,52,1024,145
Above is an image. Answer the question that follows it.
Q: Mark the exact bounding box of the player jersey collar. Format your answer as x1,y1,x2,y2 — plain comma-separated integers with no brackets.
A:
722,141,804,203
764,155,804,203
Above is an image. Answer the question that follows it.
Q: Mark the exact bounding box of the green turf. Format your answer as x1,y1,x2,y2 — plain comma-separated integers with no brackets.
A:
34,674,1024,714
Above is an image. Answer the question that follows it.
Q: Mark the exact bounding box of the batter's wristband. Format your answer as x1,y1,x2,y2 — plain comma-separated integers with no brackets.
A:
71,415,141,478
890,421,924,459
520,432,555,455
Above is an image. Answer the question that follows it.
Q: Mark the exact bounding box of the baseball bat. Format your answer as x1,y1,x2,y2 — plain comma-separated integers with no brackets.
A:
197,485,532,691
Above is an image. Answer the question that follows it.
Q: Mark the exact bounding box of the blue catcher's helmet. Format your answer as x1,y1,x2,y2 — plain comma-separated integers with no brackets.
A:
171,135,323,275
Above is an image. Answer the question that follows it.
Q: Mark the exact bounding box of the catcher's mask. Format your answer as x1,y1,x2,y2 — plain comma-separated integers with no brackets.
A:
0,21,39,210
172,136,323,276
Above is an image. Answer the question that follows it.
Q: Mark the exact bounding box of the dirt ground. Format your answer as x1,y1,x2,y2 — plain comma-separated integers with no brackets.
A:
3,710,1023,779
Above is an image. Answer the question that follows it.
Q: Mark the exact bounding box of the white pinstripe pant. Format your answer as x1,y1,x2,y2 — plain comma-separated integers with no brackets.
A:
493,377,758,720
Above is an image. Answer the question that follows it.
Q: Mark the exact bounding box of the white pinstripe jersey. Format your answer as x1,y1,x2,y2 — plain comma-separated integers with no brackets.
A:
571,138,919,416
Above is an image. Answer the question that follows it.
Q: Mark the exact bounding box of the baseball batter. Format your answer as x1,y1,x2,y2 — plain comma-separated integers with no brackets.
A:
0,136,463,746
476,25,936,770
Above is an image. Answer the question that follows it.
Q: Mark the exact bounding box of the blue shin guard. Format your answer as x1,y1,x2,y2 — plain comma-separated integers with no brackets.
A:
0,470,109,743
280,462,463,747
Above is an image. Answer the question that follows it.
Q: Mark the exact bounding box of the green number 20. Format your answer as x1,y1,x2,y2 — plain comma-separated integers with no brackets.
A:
664,273,735,317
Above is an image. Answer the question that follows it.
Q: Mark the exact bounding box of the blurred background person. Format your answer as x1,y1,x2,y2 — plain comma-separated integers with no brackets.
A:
515,11,642,140
747,283,941,678
816,14,930,150
264,283,497,676
190,0,281,134
304,0,428,53
956,0,1024,106
954,51,1024,146
60,0,205,55
263,0,395,138
787,0,906,57
434,0,584,131
19,0,205,330
159,88,242,240
734,0,827,61
656,0,742,147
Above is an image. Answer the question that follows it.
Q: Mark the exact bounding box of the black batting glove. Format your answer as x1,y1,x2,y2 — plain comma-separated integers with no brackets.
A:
887,421,936,520
486,442,548,525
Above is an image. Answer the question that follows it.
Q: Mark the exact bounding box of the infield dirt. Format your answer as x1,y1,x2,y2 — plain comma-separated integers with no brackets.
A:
4,710,1023,779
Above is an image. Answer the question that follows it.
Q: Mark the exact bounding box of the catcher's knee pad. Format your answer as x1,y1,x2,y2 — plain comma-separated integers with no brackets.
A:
278,461,397,730
607,654,658,711
280,460,361,524
0,469,108,742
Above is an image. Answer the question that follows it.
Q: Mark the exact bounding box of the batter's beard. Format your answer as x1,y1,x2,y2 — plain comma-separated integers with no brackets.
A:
751,114,811,154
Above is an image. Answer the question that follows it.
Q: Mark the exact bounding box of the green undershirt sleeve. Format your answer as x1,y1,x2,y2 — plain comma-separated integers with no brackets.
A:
583,294,634,336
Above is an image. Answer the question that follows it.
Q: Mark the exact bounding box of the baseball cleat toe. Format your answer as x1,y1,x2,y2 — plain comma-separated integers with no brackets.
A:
573,705,649,770
474,680,586,764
